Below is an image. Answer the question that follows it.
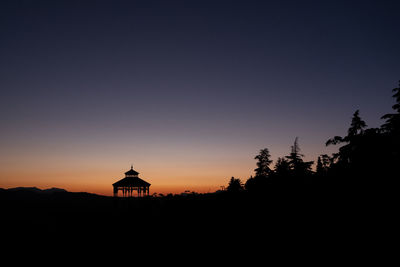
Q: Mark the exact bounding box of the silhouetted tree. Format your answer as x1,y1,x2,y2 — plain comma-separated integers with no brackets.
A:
379,81,400,182
254,148,273,177
316,154,331,176
348,110,367,137
326,110,368,166
244,175,256,191
273,157,291,178
326,110,367,145
316,156,323,175
286,137,302,168
321,154,333,167
314,154,333,186
285,137,313,179
243,148,275,192
381,80,400,134
323,108,391,189
227,177,244,192
242,80,399,201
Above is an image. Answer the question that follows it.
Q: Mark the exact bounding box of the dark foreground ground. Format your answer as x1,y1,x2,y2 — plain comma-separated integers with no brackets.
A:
0,186,393,260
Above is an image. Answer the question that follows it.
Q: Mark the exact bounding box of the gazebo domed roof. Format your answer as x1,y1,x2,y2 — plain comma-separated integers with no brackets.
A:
125,166,139,176
112,176,151,187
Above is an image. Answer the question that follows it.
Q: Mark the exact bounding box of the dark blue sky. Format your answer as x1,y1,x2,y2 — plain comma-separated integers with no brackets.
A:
1,0,399,193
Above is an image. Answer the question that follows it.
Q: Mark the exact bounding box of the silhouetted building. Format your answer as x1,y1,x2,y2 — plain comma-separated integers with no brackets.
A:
112,166,151,197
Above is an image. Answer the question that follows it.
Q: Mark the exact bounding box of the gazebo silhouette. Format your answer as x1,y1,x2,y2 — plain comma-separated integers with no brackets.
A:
112,166,151,197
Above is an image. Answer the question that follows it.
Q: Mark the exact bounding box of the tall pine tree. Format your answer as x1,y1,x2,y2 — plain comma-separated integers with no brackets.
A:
254,148,273,177
285,137,313,178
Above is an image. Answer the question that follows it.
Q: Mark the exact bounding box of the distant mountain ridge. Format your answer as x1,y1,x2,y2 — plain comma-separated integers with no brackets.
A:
0,187,107,198
4,187,67,194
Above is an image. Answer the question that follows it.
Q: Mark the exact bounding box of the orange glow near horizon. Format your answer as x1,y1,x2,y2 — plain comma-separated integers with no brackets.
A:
1,0,397,201
0,162,253,196
0,171,229,196
0,133,333,196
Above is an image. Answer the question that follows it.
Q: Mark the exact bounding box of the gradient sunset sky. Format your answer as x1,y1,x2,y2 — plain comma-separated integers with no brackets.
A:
1,0,399,195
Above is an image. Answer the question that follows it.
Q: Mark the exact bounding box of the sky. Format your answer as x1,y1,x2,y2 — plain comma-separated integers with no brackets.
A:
1,0,399,195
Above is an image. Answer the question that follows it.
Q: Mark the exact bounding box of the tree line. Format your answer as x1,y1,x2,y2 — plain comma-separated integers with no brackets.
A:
227,80,400,193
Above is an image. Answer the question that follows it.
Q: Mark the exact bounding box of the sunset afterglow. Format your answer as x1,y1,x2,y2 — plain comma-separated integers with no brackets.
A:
1,0,399,195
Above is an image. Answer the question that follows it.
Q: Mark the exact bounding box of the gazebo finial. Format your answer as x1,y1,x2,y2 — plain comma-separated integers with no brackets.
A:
131,164,133,170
